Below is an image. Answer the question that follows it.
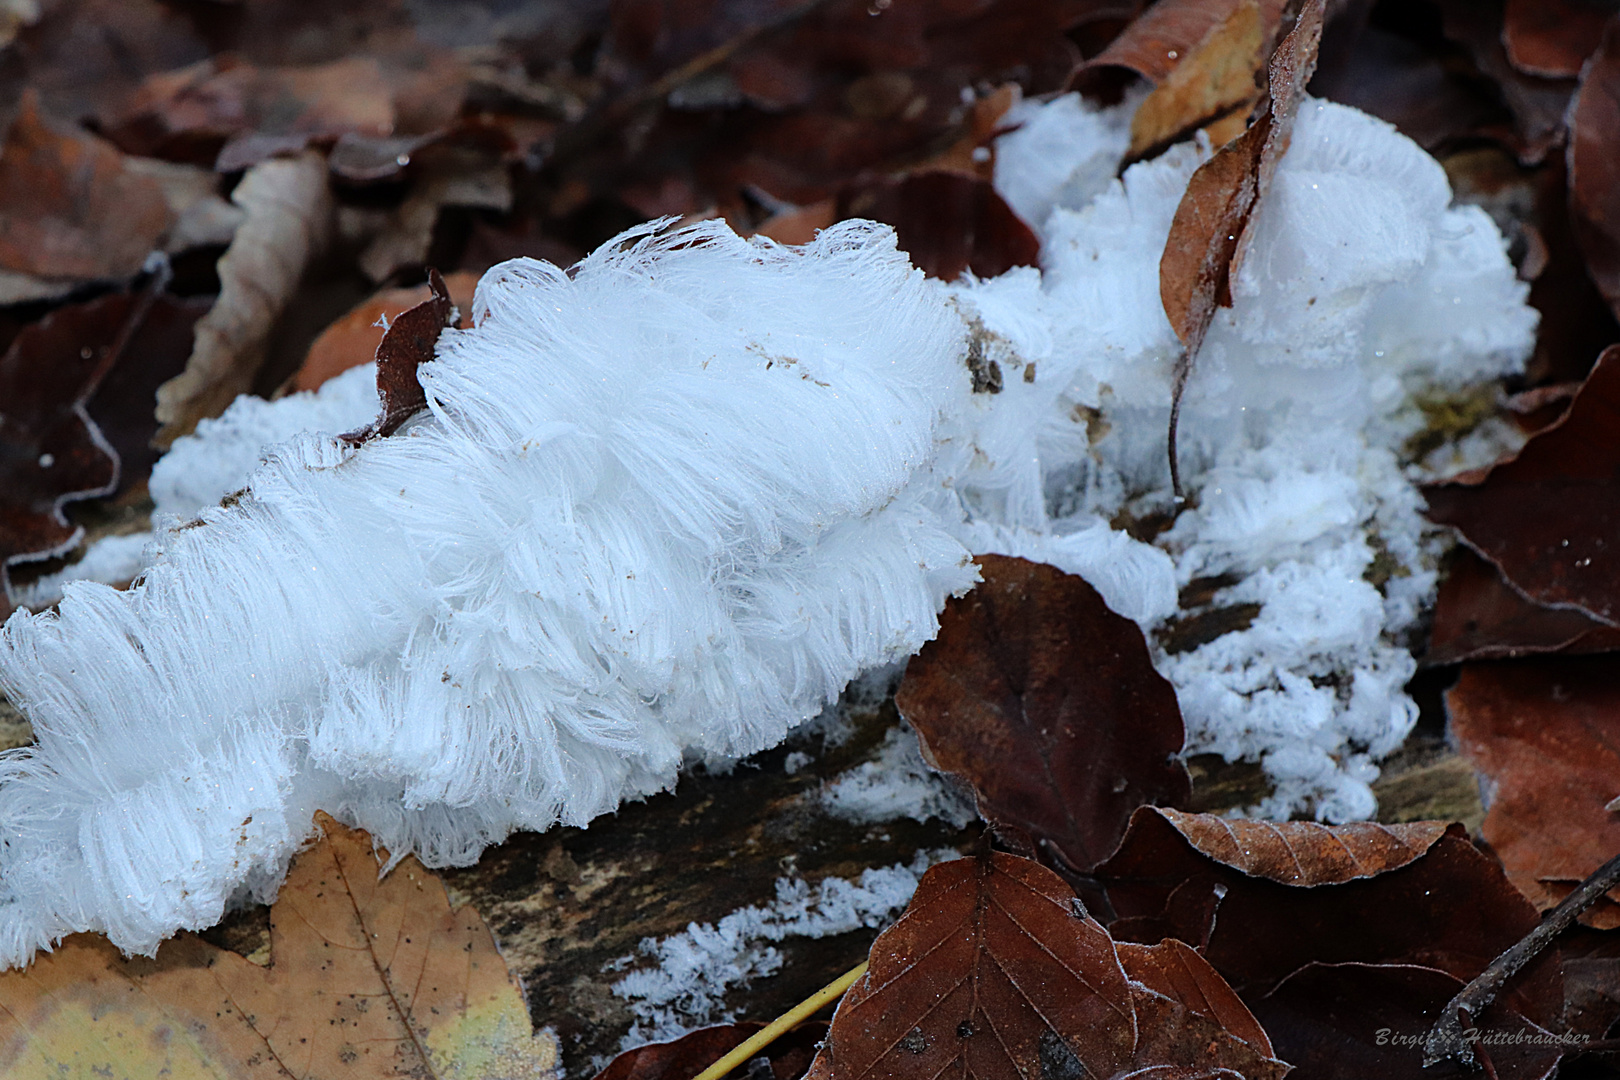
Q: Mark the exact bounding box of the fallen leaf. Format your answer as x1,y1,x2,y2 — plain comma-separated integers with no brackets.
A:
1159,0,1322,358
1436,0,1574,165
895,555,1189,875
0,92,173,300
0,813,557,1079
154,149,333,446
292,271,478,393
0,297,126,597
1127,0,1267,160
1117,940,1289,1079
1503,0,1615,78
1569,15,1620,325
347,268,456,442
804,852,1140,1080
1080,0,1283,89
358,144,514,283
1426,547,1620,665
1098,811,1563,1029
1249,963,1564,1080
1144,807,1449,885
593,1021,827,1080
1448,658,1620,927
839,169,1040,282
1523,156,1620,386
1157,0,1322,489
1425,345,1620,626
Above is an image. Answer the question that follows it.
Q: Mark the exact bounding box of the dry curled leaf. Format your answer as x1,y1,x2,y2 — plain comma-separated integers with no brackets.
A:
805,852,1139,1080
1148,807,1449,886
1157,0,1322,490
0,813,557,1079
1448,658,1620,927
1569,15,1620,325
895,555,1189,875
292,271,478,393
1080,0,1282,89
0,92,173,302
154,149,333,446
347,267,457,442
1425,345,1620,626
1126,0,1269,160
1099,812,1564,1031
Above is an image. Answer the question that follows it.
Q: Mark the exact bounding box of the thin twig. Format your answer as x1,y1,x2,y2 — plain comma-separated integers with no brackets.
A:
691,960,869,1080
1423,849,1620,1069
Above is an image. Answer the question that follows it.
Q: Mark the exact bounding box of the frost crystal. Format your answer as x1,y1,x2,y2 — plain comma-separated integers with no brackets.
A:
0,220,977,966
948,94,1534,819
0,91,1539,965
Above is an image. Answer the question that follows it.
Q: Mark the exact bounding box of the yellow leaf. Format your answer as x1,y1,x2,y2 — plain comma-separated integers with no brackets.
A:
0,813,557,1080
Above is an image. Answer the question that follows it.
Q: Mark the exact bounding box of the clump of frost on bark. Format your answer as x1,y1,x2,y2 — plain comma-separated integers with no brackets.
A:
948,92,1535,820
0,219,978,967
609,850,952,1049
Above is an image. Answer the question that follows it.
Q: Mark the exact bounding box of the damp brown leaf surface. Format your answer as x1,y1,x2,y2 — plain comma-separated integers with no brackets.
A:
1425,345,1620,626
292,272,479,394
895,555,1189,875
805,852,1139,1080
1569,16,1620,324
1098,811,1563,1031
1426,547,1620,665
1448,658,1620,927
0,813,557,1080
0,92,174,301
592,1021,827,1080
0,284,197,597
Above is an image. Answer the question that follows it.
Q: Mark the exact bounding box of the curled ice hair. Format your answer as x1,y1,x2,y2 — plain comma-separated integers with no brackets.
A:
0,219,978,965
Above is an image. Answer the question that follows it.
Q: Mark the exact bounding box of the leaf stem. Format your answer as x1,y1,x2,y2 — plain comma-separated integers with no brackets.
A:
691,961,869,1080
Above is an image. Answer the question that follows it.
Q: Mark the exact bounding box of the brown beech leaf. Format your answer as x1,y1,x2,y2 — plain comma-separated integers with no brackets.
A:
0,92,173,301
291,271,478,393
1117,940,1288,1079
1425,345,1620,626
805,852,1138,1080
838,172,1039,283
1126,0,1269,160
102,55,397,167
1250,963,1564,1080
1570,15,1620,324
0,300,123,595
1158,0,1321,490
0,813,557,1078
1436,0,1575,166
1159,0,1322,357
1098,813,1564,1030
1148,807,1449,885
344,268,458,442
895,555,1189,875
154,150,333,446
593,1021,827,1080
1448,658,1620,927
1504,0,1616,78
1080,0,1284,89
1426,547,1620,665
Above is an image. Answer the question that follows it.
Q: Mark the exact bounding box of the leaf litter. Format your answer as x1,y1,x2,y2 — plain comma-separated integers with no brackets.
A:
5,0,1620,1076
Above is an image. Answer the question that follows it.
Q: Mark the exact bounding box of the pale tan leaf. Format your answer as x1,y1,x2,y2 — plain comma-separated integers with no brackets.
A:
0,814,557,1080
154,150,333,445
